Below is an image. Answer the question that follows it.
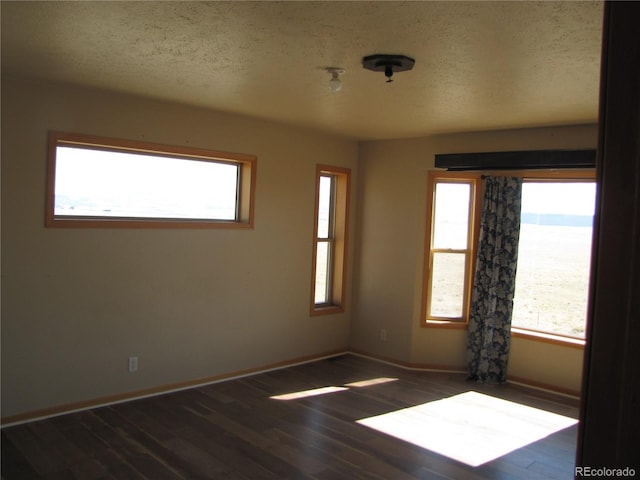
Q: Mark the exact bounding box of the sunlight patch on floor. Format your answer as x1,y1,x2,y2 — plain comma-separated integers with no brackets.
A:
344,377,398,388
270,386,348,400
356,391,578,467
270,377,398,400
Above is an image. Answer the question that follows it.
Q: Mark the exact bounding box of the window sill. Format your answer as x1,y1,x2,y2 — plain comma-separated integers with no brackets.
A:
511,328,585,349
421,323,587,349
311,305,344,317
47,217,254,229
422,320,468,329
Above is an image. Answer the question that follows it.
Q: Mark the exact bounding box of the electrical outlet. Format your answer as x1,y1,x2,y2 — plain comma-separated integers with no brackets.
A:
128,356,138,373
380,329,387,341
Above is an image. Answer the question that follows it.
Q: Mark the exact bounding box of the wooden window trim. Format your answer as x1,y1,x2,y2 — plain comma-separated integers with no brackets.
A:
512,328,586,349
46,131,257,229
422,168,596,349
422,171,482,327
310,165,350,316
511,170,595,344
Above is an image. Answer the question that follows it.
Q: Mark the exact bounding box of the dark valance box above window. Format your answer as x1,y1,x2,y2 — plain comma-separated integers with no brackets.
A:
434,149,596,171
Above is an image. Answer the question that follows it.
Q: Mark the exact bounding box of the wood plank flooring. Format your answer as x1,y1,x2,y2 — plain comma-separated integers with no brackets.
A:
1,355,580,479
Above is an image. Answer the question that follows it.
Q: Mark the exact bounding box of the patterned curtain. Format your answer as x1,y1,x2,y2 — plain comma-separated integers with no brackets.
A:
467,176,522,383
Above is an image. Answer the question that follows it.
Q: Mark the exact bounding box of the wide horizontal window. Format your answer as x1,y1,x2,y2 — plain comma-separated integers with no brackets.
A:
46,132,256,228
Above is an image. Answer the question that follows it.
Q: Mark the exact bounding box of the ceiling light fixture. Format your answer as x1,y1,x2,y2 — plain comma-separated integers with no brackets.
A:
362,54,415,83
326,67,345,92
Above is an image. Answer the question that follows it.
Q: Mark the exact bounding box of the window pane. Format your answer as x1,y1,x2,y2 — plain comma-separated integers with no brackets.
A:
54,146,239,220
317,175,333,238
429,252,466,318
433,183,470,249
314,241,331,304
512,182,595,338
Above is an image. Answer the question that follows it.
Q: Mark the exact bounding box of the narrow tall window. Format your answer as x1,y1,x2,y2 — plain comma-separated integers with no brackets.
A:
311,165,350,315
315,174,336,305
46,131,256,228
422,172,481,324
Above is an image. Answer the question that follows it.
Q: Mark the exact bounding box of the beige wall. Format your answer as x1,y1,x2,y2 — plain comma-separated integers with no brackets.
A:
1,74,596,420
0,76,358,419
352,125,597,393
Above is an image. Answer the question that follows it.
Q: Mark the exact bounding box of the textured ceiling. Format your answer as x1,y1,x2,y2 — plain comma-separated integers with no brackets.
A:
1,1,603,140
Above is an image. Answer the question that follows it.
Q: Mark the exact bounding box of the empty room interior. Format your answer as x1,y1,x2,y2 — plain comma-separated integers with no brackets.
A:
2,1,638,479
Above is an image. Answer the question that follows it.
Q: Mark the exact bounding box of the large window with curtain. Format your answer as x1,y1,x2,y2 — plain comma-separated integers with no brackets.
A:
422,169,595,345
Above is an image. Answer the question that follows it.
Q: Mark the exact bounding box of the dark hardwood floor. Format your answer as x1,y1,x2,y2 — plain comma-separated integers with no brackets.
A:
1,355,580,479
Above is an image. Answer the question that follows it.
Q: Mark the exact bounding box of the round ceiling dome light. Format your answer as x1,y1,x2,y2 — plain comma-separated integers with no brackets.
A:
362,54,415,83
326,67,345,92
